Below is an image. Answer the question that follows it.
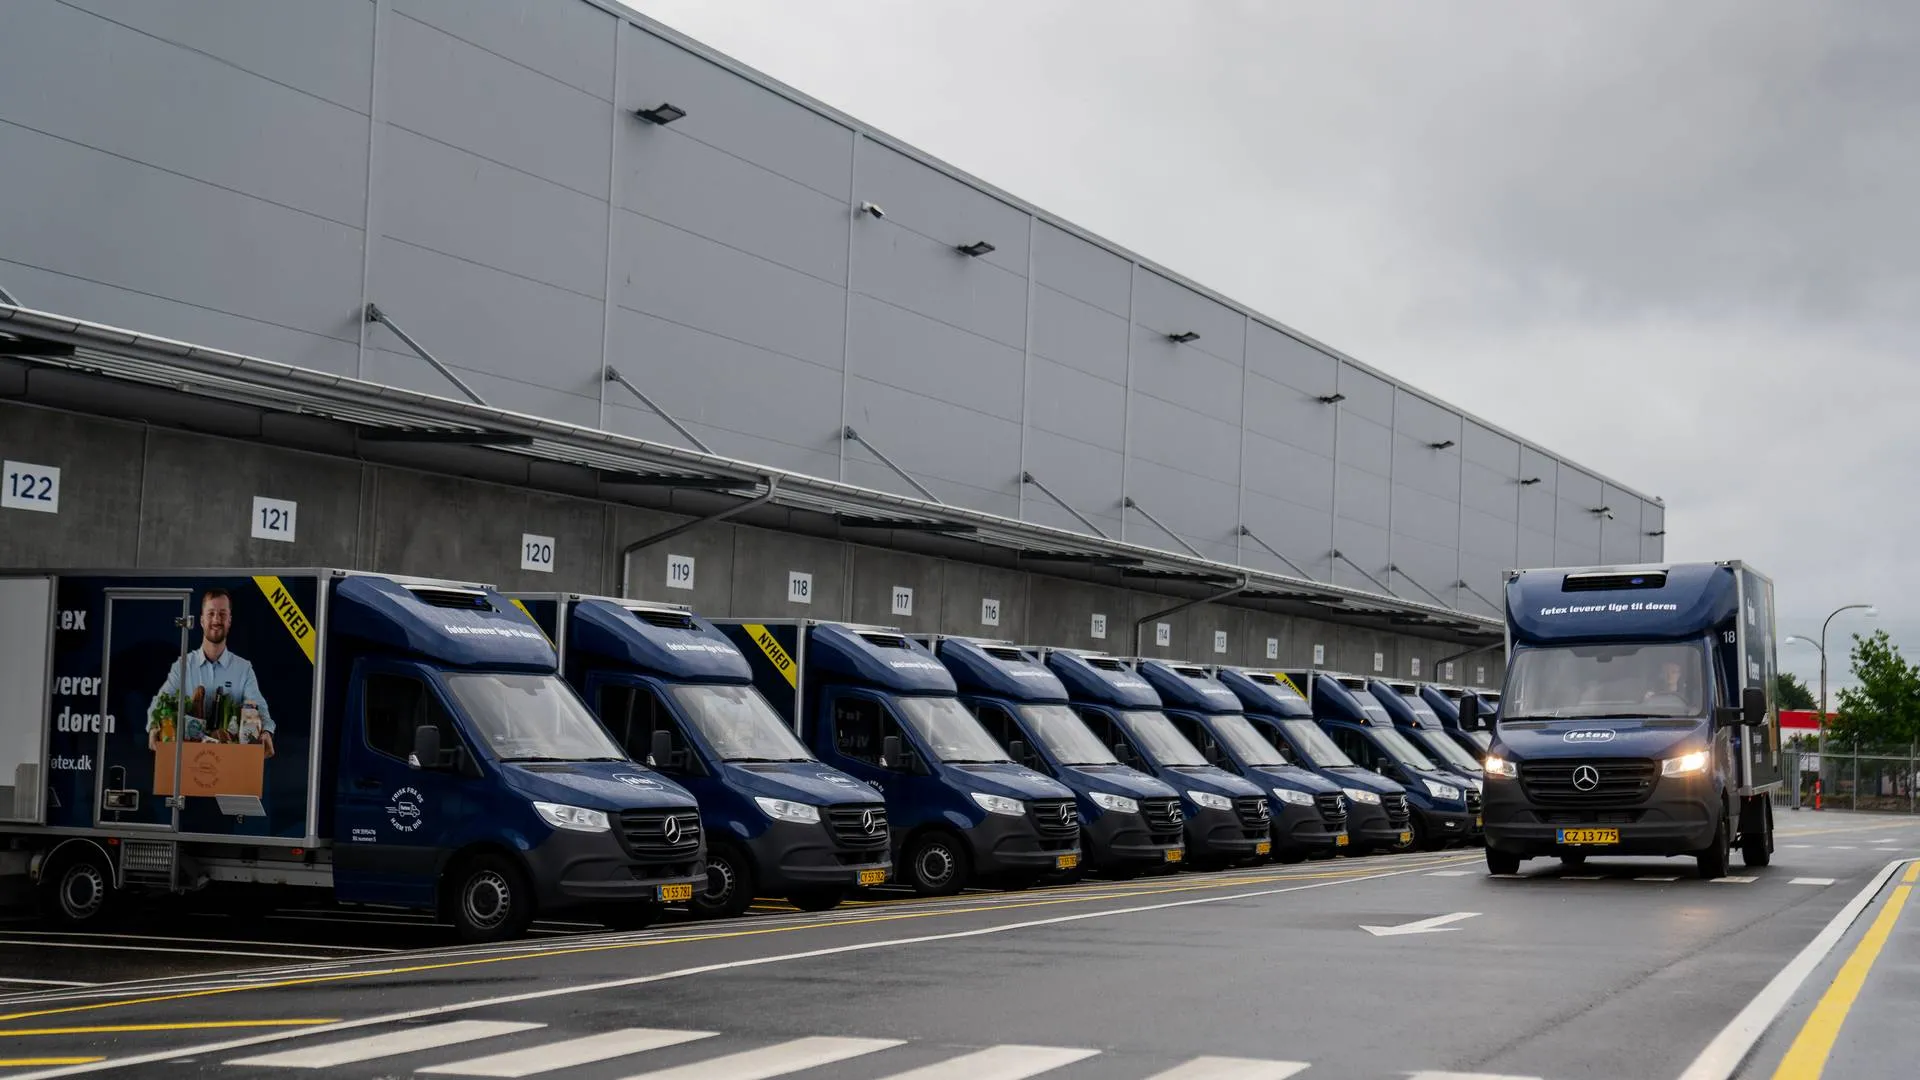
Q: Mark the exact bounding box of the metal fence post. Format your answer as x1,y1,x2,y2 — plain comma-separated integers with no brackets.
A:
1851,752,1858,812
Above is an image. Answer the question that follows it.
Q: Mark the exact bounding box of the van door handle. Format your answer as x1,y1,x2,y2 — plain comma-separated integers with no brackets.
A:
354,778,383,791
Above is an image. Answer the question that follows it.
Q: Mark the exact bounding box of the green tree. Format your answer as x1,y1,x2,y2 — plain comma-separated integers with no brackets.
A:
1829,631,1920,751
1772,671,1816,712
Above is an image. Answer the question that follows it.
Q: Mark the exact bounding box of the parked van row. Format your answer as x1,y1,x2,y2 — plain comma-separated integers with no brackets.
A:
0,568,1497,944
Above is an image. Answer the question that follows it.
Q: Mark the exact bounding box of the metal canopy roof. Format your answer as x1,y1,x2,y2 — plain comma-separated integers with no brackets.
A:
0,303,1501,640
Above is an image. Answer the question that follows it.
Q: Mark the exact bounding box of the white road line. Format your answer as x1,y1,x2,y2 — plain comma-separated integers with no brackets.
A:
0,939,323,960
1676,856,1918,1080
1427,870,1473,877
1635,876,1680,882
0,929,393,953
1559,875,1602,881
870,1044,1100,1079
0,977,95,987
1407,1073,1543,1080
614,1036,902,1079
1779,843,1811,849
1142,1055,1311,1079
1789,877,1837,886
418,1027,716,1077
1829,845,1856,850
1710,877,1758,884
228,1020,544,1068
2,857,1470,1080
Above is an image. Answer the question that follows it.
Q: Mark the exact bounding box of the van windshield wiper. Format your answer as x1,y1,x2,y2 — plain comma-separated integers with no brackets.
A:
943,757,1011,764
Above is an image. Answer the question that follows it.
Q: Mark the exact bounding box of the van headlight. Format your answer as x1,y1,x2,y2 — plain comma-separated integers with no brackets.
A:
1423,779,1462,802
1088,791,1139,815
1343,787,1382,806
1662,750,1711,777
753,797,822,824
970,793,1026,817
1485,755,1518,779
1272,788,1315,807
1187,790,1233,811
533,802,610,833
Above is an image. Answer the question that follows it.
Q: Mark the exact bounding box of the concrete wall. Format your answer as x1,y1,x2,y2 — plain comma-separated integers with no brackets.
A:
0,401,1505,687
0,0,1664,618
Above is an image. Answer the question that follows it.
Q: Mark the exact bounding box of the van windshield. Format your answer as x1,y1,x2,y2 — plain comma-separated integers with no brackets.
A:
896,696,1012,763
443,673,626,762
1211,714,1289,766
667,684,812,762
1279,718,1354,768
1372,726,1439,771
1411,727,1481,771
1505,643,1706,720
1118,710,1210,767
1017,704,1117,765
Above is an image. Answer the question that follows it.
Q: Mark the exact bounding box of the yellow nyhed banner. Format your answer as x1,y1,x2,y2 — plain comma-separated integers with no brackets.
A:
744,623,798,689
252,576,316,664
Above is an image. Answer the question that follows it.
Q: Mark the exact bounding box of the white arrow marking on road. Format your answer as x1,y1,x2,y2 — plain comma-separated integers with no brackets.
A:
1359,911,1480,937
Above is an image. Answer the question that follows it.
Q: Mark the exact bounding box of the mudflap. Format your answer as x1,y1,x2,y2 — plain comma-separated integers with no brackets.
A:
1737,793,1773,851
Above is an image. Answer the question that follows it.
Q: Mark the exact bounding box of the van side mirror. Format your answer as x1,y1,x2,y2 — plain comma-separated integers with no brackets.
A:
1460,698,1480,729
1112,742,1136,765
1008,739,1030,765
1743,687,1767,727
410,725,442,770
882,735,904,770
1203,743,1222,765
650,729,674,770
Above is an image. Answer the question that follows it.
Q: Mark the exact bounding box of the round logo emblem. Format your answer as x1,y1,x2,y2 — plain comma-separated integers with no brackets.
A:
1572,765,1601,792
387,786,424,833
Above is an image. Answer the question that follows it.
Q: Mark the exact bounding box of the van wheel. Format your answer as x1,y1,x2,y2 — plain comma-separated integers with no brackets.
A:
786,888,845,912
692,845,755,920
903,831,970,896
1486,848,1521,875
1697,808,1732,880
448,854,533,942
1741,797,1772,868
40,850,114,927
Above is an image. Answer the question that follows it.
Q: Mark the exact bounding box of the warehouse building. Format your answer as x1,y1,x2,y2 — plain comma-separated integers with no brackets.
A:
0,0,1664,683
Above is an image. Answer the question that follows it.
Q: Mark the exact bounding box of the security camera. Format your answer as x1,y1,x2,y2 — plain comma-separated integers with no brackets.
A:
860,201,886,219
1603,509,1616,520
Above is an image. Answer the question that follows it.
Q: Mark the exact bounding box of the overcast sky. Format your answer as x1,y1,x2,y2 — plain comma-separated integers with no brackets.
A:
628,0,1917,697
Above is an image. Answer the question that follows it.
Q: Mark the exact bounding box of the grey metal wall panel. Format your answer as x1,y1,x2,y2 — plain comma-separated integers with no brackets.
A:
613,211,847,371
396,0,617,100
1124,459,1239,562
1240,431,1334,511
1247,322,1337,397
6,2,370,228
1336,413,1393,480
381,128,609,299
1464,420,1519,473
843,376,1022,509
1243,371,1338,461
1031,222,1131,317
1457,557,1509,617
0,124,365,376
1133,272,1246,368
1337,364,1394,425
1461,460,1519,521
1028,357,1127,452
1020,428,1125,538
1518,447,1559,534
1030,285,1129,385
1332,518,1389,589
1600,487,1644,564
1555,465,1605,563
1518,526,1557,570
1393,391,1462,456
363,346,603,428
1239,489,1334,581
1643,504,1666,562
1128,395,1241,487
1131,330,1242,426
624,28,852,200
854,142,1031,277
1392,434,1462,501
621,129,850,284
1335,464,1391,530
1388,533,1458,603
847,295,1023,421
386,11,612,197
1392,484,1461,550
1459,505,1517,565
852,223,1027,350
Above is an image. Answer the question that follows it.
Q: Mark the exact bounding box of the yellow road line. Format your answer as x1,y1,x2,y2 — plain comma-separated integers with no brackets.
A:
0,1060,103,1067
1770,877,1916,1078
0,1020,337,1038
0,855,1473,1025
1776,820,1920,839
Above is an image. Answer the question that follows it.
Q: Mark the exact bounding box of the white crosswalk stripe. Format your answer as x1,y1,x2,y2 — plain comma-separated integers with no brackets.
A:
228,1020,544,1068
871,1044,1101,1079
614,1035,904,1079
1790,877,1838,886
1406,1072,1544,1079
417,1027,716,1077
1142,1055,1312,1079
1634,875,1680,882
1427,870,1474,877
1710,876,1758,884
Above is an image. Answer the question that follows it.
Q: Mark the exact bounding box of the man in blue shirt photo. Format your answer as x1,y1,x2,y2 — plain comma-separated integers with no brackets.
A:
147,588,276,758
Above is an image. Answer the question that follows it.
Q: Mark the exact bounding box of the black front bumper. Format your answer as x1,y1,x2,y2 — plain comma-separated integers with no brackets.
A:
1186,806,1270,860
1415,804,1479,845
1346,800,1409,847
743,820,891,891
1272,802,1345,852
1482,778,1718,856
966,811,1082,875
1081,808,1184,869
523,829,704,912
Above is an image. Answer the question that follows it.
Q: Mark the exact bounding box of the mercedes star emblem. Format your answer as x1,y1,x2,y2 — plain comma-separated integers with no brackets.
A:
663,815,684,844
1058,803,1075,827
862,808,881,833
1572,765,1601,792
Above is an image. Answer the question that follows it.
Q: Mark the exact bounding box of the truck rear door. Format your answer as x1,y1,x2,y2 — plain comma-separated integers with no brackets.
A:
100,588,194,832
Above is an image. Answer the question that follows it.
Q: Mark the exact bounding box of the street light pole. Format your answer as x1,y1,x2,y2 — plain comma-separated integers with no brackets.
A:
1816,603,1876,759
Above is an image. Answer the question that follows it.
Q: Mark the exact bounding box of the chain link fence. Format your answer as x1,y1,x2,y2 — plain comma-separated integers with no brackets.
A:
1774,747,1920,813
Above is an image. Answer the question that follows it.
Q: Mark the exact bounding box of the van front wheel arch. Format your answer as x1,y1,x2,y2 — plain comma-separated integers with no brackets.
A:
444,852,534,942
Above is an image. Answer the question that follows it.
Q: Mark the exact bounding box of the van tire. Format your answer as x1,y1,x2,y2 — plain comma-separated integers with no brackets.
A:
903,831,970,896
1741,797,1773,868
1696,807,1732,880
692,844,755,920
447,854,533,942
1485,848,1521,875
786,887,845,912
39,849,114,927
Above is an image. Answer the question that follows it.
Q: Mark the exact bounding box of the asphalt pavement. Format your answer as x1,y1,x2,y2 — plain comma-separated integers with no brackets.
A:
0,812,1915,1080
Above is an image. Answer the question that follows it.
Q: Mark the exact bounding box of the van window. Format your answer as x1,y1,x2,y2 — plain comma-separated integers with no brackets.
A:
832,695,908,769
1167,715,1218,761
598,682,691,770
971,703,1019,747
364,673,458,766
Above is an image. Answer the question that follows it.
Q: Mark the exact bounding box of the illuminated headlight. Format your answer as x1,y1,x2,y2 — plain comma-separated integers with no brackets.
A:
1088,791,1139,815
1423,779,1462,802
1343,787,1382,806
753,796,821,824
1662,750,1711,777
970,792,1026,817
1272,788,1315,807
1187,790,1233,812
533,802,610,833
1484,755,1518,779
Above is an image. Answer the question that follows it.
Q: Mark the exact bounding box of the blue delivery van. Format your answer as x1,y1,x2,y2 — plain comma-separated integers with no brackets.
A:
1136,661,1347,863
713,621,1080,895
1042,650,1272,868
511,596,890,917
1285,671,1481,851
1218,669,1412,854
1369,680,1490,785
927,637,1185,876
1481,562,1781,878
0,569,704,941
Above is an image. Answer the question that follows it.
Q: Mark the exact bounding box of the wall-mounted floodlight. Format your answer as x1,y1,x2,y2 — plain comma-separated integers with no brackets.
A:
859,201,887,219
1646,529,1666,537
956,241,995,257
634,102,687,125
1428,439,1455,450
1316,393,1346,404
1518,477,1542,485
1590,506,1615,519
1166,331,1200,344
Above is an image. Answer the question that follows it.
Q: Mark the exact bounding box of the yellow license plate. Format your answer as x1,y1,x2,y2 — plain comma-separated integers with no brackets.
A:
1399,831,1412,844
1255,841,1272,855
1164,848,1184,863
1335,834,1350,847
657,882,694,903
858,869,888,887
1056,853,1079,870
1558,827,1619,845
1476,815,1483,827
